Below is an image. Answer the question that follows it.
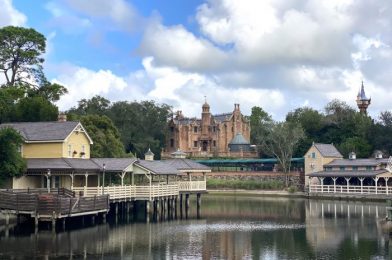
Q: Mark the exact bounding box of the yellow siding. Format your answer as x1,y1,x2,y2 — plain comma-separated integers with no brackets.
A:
23,143,63,158
63,131,91,159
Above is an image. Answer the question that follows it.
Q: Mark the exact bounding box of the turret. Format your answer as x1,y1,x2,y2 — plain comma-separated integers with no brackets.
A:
201,98,211,135
356,81,371,114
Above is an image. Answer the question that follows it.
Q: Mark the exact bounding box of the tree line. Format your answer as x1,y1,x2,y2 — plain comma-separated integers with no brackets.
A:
2,26,392,185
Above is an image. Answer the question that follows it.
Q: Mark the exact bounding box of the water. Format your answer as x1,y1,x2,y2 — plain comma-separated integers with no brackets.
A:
0,194,391,259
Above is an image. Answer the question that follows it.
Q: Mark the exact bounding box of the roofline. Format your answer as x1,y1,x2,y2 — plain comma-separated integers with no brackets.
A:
65,122,94,145
24,140,64,143
312,143,343,158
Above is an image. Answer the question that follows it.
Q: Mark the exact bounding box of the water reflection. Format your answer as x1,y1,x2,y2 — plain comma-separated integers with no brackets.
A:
0,196,391,259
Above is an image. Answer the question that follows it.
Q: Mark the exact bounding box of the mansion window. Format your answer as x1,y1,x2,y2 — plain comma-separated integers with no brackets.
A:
194,141,198,147
194,126,198,133
170,139,174,147
213,126,216,132
213,140,216,147
170,127,174,132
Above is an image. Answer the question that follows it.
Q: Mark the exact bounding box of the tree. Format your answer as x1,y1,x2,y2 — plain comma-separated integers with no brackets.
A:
78,114,130,158
0,26,46,87
69,95,111,116
13,96,58,122
259,121,304,187
0,128,26,186
249,106,272,145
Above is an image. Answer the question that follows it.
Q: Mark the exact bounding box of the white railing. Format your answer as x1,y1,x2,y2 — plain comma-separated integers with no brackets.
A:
309,184,392,195
72,184,180,200
178,181,206,191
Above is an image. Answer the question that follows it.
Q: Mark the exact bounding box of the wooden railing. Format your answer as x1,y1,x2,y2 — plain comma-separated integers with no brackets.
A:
72,182,205,200
309,184,392,195
0,189,109,216
1,188,75,197
72,184,180,200
178,181,206,191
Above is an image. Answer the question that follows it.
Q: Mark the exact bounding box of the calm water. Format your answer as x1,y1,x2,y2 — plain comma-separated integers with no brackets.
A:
1,195,391,259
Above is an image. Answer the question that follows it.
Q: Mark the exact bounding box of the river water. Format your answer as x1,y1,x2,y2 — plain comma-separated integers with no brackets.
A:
0,194,391,259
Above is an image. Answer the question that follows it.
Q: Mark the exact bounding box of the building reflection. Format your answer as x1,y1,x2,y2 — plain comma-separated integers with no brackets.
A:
0,196,391,259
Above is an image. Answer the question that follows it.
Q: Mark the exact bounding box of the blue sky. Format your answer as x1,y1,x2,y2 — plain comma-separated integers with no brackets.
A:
1,0,392,119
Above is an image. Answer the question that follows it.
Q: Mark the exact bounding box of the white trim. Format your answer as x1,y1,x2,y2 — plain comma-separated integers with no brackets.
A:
65,122,94,144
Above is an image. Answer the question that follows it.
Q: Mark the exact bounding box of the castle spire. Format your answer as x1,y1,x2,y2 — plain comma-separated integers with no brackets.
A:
356,81,371,114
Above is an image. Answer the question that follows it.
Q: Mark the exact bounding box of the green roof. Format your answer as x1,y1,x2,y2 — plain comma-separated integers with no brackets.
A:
196,158,304,164
229,133,250,145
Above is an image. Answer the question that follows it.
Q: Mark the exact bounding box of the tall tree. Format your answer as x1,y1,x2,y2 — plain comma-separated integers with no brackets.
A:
0,128,26,186
258,121,304,186
0,26,46,87
13,96,58,122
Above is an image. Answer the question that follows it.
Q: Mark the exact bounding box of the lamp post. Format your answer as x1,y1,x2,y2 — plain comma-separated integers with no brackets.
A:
102,163,106,195
47,169,51,193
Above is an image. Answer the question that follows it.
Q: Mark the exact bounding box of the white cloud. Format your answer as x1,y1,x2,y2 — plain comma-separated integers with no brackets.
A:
0,0,27,27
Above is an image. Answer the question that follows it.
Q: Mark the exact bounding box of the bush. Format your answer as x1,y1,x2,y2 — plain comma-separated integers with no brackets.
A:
287,186,298,193
206,179,284,190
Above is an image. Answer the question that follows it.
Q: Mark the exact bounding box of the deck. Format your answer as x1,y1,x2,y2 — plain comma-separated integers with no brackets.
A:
71,180,207,200
0,188,109,220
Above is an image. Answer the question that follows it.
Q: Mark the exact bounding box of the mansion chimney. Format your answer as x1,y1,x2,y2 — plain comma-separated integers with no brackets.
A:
201,99,211,136
58,113,67,122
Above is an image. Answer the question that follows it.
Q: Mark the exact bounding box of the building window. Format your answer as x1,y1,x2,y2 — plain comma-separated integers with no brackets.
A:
194,141,198,147
194,126,198,133
340,166,345,171
352,166,358,171
68,145,72,157
325,167,332,171
213,140,216,147
170,127,174,132
366,166,372,171
311,152,316,159
231,127,234,132
213,126,216,132
170,139,174,147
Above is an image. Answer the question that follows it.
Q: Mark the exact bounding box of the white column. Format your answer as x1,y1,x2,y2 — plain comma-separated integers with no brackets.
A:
84,173,88,195
385,177,389,195
332,177,337,193
345,177,351,193
359,177,364,194
374,177,379,194
320,177,324,193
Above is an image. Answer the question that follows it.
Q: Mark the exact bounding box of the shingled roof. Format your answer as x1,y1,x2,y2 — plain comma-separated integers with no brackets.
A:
135,160,180,175
164,159,211,172
308,169,387,178
313,143,343,158
26,158,101,173
0,121,81,142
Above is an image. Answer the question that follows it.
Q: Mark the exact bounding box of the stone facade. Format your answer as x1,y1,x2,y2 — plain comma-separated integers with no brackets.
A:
162,103,257,158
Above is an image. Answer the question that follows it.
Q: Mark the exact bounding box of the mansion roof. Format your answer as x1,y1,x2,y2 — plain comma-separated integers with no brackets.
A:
0,121,83,142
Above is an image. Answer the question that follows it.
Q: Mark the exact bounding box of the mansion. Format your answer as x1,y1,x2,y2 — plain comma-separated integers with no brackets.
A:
162,102,257,158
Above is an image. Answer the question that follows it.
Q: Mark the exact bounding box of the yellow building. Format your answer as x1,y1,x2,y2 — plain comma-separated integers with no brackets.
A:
304,143,343,186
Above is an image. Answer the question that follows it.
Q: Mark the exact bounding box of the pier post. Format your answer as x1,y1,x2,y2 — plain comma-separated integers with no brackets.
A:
34,214,39,230
62,218,66,230
5,212,9,225
174,196,178,219
197,193,201,219
115,203,119,216
91,215,95,225
102,213,107,223
185,194,190,219
146,200,151,222
51,217,56,231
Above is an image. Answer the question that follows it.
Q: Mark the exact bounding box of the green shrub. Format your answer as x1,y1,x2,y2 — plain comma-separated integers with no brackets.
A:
206,179,284,190
287,186,297,193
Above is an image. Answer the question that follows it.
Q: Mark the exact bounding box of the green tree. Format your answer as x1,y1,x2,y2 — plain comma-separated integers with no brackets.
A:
258,121,304,186
249,106,272,146
78,114,129,158
13,96,58,122
69,95,110,116
0,26,46,87
0,128,26,186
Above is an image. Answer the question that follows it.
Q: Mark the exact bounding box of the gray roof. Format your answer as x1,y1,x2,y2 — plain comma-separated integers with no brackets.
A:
135,160,180,175
213,113,232,122
326,158,387,167
313,143,343,158
229,133,250,145
27,158,100,173
358,82,370,100
91,158,136,172
308,169,387,178
144,148,154,156
0,121,79,142
164,159,211,171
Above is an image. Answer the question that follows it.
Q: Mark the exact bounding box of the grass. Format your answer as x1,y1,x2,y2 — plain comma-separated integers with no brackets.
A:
207,179,285,190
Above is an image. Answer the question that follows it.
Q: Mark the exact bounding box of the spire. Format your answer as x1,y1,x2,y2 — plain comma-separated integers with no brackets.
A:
356,81,371,114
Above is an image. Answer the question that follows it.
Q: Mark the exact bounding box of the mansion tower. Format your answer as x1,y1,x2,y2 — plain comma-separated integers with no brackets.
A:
162,102,256,158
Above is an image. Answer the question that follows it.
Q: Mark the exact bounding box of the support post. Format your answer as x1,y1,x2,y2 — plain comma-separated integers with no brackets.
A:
385,177,390,195
332,177,337,193
84,173,89,196
319,177,324,193
345,177,351,193
359,177,364,194
374,177,379,194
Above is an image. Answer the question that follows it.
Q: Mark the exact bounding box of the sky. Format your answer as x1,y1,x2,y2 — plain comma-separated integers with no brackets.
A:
0,0,391,120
